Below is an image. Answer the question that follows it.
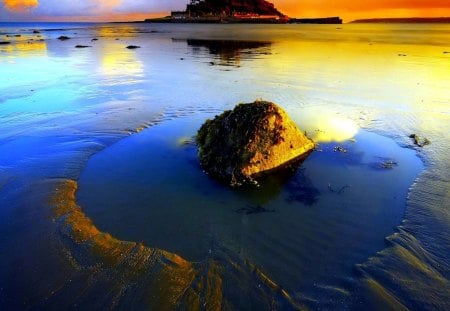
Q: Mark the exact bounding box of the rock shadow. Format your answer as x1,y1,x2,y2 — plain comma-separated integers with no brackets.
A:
285,168,320,206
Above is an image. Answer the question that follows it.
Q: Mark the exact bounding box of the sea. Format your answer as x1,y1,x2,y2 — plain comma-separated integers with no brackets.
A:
0,22,449,310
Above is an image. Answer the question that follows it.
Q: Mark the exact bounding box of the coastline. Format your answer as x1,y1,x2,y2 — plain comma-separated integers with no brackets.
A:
142,16,342,24
351,17,450,23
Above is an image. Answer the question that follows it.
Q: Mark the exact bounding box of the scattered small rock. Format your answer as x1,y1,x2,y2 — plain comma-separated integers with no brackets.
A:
180,57,184,60
409,134,430,147
75,45,91,48
398,53,407,57
333,146,347,153
14,34,21,37
381,160,397,169
235,204,275,215
444,51,449,54
58,36,70,40
209,61,215,65
379,159,398,169
0,41,11,45
91,38,98,41
33,30,40,34
369,157,398,170
126,45,140,49
328,183,350,194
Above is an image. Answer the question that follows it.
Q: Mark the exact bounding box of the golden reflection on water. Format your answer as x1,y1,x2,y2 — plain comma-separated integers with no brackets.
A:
100,46,143,77
0,37,47,57
262,38,449,139
94,24,141,38
268,40,448,104
93,26,143,77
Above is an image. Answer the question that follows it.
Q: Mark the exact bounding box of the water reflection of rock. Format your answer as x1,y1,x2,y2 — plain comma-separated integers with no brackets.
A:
237,156,317,206
184,39,272,66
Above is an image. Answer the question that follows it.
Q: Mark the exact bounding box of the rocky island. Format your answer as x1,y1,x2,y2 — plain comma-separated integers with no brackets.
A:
144,0,342,24
196,101,315,186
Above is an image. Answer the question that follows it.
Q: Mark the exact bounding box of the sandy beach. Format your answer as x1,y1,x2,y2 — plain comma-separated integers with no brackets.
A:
0,22,449,309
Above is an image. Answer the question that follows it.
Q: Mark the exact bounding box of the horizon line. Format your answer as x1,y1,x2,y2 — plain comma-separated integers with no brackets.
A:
2,16,450,24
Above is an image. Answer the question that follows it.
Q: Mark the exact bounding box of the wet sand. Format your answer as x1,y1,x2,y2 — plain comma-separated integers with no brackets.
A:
0,22,449,309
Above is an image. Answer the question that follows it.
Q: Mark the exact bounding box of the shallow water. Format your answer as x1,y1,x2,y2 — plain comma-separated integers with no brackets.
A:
77,114,422,301
0,22,449,309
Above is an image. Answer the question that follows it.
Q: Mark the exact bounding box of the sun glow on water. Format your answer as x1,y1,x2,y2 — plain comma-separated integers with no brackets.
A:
100,47,143,78
312,114,359,143
292,108,359,143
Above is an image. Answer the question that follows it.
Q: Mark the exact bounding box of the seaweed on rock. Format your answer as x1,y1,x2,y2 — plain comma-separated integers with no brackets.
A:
197,100,315,186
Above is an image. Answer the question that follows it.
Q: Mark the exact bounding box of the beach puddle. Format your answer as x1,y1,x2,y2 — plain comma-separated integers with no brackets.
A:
77,113,423,296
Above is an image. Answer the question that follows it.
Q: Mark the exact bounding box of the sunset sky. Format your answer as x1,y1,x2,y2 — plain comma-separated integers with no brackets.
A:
1,0,449,22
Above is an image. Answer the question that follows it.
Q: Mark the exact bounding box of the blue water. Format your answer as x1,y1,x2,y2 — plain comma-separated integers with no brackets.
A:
77,114,422,303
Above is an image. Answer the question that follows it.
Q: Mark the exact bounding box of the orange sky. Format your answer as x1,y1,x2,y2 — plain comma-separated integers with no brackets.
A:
1,0,450,22
276,0,450,21
3,0,38,11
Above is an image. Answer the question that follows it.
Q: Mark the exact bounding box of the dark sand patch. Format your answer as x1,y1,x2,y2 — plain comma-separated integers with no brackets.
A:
51,180,302,309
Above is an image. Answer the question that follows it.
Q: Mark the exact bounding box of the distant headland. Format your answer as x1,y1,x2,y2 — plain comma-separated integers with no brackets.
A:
351,17,450,23
143,0,342,24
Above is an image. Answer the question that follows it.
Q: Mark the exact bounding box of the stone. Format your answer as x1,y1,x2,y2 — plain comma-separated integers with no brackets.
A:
196,101,315,186
409,133,430,147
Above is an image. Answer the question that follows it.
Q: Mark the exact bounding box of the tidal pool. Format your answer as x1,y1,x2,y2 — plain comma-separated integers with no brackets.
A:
77,113,422,302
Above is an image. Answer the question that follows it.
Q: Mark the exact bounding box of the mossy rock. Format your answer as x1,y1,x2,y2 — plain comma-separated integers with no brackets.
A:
197,101,315,186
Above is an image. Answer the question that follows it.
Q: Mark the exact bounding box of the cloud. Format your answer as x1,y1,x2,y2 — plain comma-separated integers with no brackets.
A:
1,0,184,17
33,0,121,16
113,1,184,13
3,0,38,11
2,0,449,21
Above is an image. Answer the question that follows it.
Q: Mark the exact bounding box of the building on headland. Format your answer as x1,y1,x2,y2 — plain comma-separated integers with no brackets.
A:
171,11,191,20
